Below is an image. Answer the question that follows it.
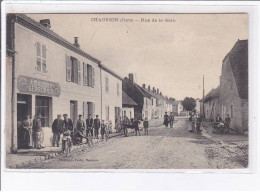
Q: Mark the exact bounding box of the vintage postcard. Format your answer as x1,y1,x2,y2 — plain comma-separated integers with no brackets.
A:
3,12,248,170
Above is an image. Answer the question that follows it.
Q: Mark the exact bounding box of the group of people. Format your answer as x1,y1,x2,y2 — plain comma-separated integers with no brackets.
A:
163,112,175,128
18,112,111,151
189,113,203,133
214,114,231,133
116,116,149,137
52,113,111,149
17,113,45,149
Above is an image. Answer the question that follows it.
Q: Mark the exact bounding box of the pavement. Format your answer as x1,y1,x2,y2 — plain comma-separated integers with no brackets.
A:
6,131,124,168
12,117,248,169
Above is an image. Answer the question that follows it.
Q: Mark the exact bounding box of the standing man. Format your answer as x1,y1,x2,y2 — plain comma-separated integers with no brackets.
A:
169,112,175,128
86,114,94,137
163,112,169,128
133,119,141,136
224,114,231,133
122,116,129,137
32,114,42,149
63,114,74,132
52,114,63,147
143,117,149,135
93,115,101,139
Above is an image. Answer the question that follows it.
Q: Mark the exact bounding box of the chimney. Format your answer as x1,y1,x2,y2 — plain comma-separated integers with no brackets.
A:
148,85,151,92
40,19,51,29
74,37,80,48
129,73,134,83
157,88,159,94
142,84,146,89
153,87,156,93
160,92,162,95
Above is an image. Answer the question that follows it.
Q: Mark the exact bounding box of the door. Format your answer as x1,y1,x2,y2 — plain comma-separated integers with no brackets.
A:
17,94,32,149
70,101,78,126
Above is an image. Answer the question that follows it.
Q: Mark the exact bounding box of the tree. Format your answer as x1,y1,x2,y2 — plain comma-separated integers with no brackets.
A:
182,97,196,112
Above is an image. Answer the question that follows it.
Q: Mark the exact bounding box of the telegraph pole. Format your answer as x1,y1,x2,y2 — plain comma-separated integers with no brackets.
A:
202,75,205,119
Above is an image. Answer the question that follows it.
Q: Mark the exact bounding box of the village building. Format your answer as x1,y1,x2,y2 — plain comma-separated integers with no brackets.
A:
219,39,248,132
203,86,221,121
5,14,122,153
172,101,184,116
142,85,157,119
100,64,123,132
122,74,152,120
122,91,138,119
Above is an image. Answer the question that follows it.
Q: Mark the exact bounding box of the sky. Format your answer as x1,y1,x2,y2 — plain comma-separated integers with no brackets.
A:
28,14,248,100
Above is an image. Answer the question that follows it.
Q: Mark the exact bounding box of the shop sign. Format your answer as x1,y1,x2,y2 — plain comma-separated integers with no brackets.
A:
17,75,61,97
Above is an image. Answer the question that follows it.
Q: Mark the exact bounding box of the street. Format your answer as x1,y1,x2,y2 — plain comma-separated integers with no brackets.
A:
18,117,248,169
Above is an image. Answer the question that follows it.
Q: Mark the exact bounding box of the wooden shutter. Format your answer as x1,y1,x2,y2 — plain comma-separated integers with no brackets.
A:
66,54,71,82
83,102,88,120
92,67,95,87
93,103,95,117
77,60,81,84
87,64,91,86
83,63,87,85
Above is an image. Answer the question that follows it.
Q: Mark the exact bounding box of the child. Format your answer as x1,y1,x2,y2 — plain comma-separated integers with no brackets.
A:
101,120,106,141
143,117,149,135
105,122,110,141
62,129,72,154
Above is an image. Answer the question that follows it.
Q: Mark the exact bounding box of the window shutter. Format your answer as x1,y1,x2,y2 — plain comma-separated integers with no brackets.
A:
93,103,95,117
77,60,81,84
66,54,71,82
92,67,95,87
87,64,91,86
83,102,88,120
83,63,87,85
36,42,41,57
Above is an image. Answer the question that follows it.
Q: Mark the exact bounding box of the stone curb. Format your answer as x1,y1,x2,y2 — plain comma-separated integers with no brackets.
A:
9,132,124,169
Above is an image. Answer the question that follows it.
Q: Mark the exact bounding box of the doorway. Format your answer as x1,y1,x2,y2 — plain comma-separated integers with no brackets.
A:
17,94,32,149
70,101,78,126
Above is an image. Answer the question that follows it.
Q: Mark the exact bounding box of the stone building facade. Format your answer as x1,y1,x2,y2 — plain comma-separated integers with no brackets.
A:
219,40,248,131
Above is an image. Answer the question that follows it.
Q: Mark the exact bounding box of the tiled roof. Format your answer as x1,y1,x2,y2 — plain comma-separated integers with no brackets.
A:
228,40,248,100
122,91,138,106
204,86,220,103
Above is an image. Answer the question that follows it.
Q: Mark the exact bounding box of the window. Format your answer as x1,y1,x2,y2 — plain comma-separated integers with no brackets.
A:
36,42,47,73
117,83,120,96
130,111,132,118
86,64,95,87
231,105,233,119
66,55,81,84
152,99,154,105
35,96,51,127
105,77,109,93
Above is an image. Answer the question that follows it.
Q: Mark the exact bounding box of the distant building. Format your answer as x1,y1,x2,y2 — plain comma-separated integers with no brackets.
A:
122,91,137,119
219,40,248,132
172,101,184,116
122,74,152,120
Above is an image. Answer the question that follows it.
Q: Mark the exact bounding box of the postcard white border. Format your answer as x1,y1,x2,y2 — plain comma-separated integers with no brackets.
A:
1,0,260,190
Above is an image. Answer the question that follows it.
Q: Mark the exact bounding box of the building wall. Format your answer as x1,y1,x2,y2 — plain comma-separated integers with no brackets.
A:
142,97,152,120
122,107,135,119
6,56,13,153
219,57,243,130
204,98,220,121
101,69,122,132
9,23,101,151
241,99,248,131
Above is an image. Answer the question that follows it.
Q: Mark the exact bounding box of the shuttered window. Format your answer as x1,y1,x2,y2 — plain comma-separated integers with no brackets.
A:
83,63,88,85
36,42,47,73
86,64,95,87
66,54,71,82
66,55,81,84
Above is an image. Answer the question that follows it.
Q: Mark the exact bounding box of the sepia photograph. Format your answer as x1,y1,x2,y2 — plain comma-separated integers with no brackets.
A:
4,12,249,170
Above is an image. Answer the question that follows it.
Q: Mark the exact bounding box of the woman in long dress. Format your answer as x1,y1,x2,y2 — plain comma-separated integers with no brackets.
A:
163,112,169,128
